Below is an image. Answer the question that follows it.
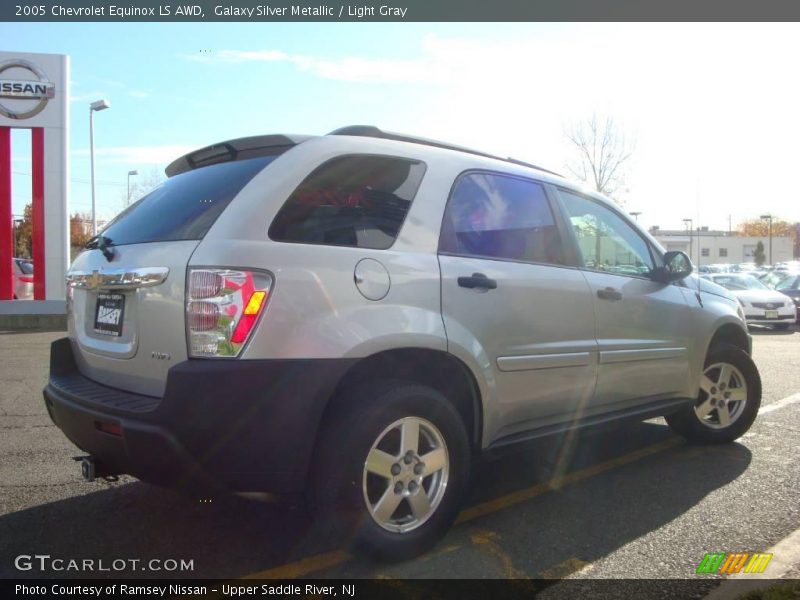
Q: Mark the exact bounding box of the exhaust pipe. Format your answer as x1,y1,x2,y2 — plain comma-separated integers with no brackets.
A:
74,456,119,482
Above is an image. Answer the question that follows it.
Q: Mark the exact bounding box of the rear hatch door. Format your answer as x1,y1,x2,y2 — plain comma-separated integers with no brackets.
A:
67,154,277,398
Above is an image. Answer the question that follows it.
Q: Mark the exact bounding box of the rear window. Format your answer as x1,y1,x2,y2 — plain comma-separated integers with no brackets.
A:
100,156,275,246
269,154,426,249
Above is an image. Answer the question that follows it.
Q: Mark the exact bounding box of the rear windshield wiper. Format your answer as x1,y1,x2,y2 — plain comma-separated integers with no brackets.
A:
85,235,115,262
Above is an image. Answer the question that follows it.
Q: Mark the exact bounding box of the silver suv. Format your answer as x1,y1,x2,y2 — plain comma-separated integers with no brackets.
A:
44,126,761,560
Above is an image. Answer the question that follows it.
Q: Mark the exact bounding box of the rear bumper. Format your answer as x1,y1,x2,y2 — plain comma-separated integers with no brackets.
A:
43,337,355,493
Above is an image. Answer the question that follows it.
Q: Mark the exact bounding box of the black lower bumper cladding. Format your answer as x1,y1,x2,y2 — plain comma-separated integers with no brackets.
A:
43,337,355,494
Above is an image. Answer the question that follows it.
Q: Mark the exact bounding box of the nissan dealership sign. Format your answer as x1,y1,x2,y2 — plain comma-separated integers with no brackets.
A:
0,59,56,120
0,51,70,309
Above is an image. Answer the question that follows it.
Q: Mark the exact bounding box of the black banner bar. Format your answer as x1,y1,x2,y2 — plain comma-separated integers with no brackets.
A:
5,0,800,22
6,579,800,600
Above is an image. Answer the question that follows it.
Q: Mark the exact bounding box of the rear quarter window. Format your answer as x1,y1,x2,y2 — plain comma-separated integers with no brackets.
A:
99,155,275,246
269,154,426,250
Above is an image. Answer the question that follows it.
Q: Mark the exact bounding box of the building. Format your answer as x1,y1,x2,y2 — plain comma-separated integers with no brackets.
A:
650,227,793,266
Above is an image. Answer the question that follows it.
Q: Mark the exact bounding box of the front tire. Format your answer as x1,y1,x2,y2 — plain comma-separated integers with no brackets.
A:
310,380,470,561
666,344,761,444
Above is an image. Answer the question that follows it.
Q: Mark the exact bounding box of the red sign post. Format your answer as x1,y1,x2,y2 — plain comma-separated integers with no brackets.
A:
0,127,12,299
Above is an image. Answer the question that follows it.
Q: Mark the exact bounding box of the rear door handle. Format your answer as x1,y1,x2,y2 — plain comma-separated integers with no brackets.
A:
597,287,623,301
458,273,498,290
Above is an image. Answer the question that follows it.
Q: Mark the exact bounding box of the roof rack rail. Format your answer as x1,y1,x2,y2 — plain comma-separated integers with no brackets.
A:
328,125,563,178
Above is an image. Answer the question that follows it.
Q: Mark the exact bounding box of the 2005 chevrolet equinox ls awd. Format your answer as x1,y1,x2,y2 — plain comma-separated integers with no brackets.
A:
44,126,761,560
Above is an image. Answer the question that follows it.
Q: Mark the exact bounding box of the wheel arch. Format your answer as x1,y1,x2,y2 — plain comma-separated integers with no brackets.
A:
707,321,751,357
319,348,484,454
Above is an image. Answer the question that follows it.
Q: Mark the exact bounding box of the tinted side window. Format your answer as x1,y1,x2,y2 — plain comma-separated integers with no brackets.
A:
269,155,426,250
559,190,654,275
439,173,564,265
101,156,274,246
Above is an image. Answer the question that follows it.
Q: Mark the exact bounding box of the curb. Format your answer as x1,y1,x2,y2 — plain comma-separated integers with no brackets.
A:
0,314,67,331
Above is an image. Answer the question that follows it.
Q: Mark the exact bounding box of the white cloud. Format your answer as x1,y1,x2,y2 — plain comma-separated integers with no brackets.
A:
182,37,454,84
69,91,108,104
73,144,196,165
129,90,149,98
188,49,291,63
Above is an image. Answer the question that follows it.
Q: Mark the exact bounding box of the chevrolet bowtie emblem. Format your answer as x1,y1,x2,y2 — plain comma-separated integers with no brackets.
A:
87,270,102,290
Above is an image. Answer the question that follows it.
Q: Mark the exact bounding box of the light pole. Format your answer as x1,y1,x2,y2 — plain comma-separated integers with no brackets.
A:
683,218,693,263
630,211,642,222
127,170,139,206
760,214,773,266
89,99,110,235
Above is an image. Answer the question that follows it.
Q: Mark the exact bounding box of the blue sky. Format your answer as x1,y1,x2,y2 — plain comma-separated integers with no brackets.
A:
3,22,800,231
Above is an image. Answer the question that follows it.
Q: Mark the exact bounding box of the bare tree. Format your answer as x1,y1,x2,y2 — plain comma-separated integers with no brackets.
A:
564,115,634,199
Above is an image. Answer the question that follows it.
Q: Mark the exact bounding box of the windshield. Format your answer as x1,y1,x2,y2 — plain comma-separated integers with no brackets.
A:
776,275,800,290
99,156,274,246
713,274,768,291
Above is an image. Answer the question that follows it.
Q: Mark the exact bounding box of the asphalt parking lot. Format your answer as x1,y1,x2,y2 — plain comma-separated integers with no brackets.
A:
2,326,799,589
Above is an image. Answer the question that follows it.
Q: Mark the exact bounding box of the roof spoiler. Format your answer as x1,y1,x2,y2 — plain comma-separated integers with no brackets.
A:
165,134,312,177
328,125,563,178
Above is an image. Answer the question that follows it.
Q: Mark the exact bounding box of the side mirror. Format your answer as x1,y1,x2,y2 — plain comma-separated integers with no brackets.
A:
651,250,693,283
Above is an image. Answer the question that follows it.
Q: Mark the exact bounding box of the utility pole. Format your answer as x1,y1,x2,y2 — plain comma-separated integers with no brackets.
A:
760,214,773,266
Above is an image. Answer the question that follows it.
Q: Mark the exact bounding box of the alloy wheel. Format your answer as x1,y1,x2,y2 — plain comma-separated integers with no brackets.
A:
362,416,449,533
695,361,748,429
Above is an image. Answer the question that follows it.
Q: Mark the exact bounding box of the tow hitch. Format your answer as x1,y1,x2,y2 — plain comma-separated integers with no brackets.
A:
74,456,119,482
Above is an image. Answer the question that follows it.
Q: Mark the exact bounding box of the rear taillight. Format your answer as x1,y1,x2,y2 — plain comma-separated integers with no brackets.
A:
189,270,223,298
188,301,219,331
186,268,273,358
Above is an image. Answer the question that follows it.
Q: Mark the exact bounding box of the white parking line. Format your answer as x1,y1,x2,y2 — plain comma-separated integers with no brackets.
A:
759,392,800,415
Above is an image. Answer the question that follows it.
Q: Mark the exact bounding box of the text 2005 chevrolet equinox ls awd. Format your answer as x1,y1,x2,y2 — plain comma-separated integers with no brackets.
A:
44,126,761,560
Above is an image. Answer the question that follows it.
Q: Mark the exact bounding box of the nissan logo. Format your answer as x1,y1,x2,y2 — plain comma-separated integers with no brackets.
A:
0,59,55,120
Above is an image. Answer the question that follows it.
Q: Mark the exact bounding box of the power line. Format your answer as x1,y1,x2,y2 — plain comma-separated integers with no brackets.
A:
12,170,127,187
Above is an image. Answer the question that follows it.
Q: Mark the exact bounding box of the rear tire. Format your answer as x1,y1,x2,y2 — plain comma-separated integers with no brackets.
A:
310,379,470,561
666,344,761,444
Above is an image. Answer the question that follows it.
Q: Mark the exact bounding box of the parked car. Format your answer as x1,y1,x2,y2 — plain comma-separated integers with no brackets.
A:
775,261,800,271
704,264,729,273
760,268,800,289
44,126,762,560
700,273,795,330
774,274,800,322
12,258,33,300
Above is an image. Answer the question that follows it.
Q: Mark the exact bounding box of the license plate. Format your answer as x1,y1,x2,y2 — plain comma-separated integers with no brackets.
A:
94,292,125,337
765,310,779,319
